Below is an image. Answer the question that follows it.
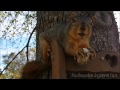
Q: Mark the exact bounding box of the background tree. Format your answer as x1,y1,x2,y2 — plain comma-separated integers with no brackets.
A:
36,11,120,79
0,48,36,79
0,11,36,79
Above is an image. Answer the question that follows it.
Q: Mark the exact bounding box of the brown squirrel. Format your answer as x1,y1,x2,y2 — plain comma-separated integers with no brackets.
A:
39,14,96,64
21,61,50,79
21,13,96,79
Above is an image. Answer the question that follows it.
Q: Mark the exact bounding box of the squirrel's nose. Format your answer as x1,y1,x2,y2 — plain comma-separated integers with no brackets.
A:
80,22,86,31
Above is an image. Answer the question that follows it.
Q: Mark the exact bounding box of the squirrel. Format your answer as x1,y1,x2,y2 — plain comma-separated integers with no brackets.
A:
39,14,96,64
21,13,96,79
21,61,50,79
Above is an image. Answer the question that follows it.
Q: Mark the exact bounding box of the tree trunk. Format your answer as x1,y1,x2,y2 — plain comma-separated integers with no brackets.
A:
36,11,120,79
90,11,119,53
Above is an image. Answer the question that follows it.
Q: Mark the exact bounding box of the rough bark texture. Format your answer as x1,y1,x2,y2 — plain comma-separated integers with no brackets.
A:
36,11,120,79
90,11,119,53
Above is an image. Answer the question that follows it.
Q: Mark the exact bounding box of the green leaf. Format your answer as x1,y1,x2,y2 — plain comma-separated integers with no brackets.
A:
11,20,15,23
8,12,12,16
0,20,2,22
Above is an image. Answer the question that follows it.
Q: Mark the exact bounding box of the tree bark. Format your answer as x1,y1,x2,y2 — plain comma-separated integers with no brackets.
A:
36,11,120,79
90,11,119,53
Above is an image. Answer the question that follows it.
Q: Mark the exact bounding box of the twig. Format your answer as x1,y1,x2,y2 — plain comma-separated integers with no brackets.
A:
26,26,36,62
0,26,36,76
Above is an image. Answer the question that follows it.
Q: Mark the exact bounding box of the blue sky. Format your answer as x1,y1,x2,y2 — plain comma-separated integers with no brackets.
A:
0,11,120,70
0,11,36,70
0,33,36,69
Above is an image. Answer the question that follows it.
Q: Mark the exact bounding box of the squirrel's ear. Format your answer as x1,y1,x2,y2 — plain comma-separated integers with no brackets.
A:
87,11,97,23
86,11,97,18
70,12,77,23
71,18,77,23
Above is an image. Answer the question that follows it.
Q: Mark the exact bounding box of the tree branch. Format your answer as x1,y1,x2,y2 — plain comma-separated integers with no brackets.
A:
0,26,36,76
26,26,36,62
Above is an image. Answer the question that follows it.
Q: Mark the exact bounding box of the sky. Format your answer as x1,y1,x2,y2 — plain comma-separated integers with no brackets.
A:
0,11,36,70
0,11,120,70
114,11,120,43
114,11,120,32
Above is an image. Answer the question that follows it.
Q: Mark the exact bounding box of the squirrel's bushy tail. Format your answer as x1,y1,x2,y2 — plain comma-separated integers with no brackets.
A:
21,61,50,79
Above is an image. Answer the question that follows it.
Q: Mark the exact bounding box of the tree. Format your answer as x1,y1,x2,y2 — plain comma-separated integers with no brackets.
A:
0,48,36,79
0,52,24,79
0,11,119,79
36,11,120,79
0,11,36,79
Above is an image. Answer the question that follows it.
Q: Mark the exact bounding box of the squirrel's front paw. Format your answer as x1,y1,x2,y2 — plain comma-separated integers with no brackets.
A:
87,48,96,61
74,49,89,64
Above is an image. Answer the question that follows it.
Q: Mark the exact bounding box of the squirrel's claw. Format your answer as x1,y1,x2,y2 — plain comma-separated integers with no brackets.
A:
87,48,96,61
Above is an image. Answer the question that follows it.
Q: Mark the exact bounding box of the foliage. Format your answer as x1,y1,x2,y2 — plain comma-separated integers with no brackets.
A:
0,11,37,79
0,11,36,38
0,48,36,79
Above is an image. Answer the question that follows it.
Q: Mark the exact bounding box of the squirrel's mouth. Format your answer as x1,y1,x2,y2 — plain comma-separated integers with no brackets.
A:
78,33,86,36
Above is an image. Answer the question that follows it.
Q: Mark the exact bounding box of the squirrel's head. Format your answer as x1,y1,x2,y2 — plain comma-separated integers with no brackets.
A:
68,11,97,40
69,17,93,40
